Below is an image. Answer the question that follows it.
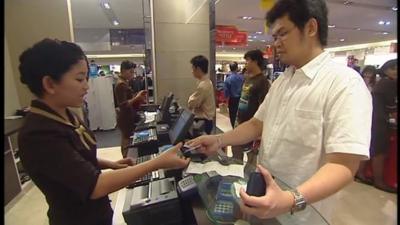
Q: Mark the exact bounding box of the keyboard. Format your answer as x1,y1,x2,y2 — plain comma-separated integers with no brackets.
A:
127,153,164,188
131,128,157,147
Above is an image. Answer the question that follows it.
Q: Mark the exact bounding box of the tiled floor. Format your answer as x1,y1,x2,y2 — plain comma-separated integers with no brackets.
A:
4,111,397,225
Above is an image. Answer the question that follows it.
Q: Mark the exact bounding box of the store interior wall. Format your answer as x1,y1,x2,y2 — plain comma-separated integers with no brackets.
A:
5,0,72,108
5,36,21,117
152,0,210,106
88,57,145,67
5,0,85,119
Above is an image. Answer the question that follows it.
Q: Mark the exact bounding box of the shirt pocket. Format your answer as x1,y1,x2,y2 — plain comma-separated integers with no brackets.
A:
283,109,323,149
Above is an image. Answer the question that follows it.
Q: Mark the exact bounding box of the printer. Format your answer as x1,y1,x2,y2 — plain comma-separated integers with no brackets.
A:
122,177,183,225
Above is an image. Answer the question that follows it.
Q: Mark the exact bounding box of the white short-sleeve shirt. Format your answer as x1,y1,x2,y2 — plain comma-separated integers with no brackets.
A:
254,51,372,220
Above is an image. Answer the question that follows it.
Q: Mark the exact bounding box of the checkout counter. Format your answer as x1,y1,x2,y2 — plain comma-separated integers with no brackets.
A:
112,105,329,225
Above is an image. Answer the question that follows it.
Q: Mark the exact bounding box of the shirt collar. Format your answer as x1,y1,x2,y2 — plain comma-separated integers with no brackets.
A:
30,99,74,122
283,51,330,80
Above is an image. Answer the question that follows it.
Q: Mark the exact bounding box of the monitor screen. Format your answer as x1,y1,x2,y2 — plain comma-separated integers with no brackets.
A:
160,92,174,121
169,109,194,145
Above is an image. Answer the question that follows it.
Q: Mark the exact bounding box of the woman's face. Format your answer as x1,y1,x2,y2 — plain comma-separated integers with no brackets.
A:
362,72,374,84
50,59,89,107
385,66,397,80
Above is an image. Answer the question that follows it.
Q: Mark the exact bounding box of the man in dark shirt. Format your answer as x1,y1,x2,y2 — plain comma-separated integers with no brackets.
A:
224,62,244,128
232,50,270,172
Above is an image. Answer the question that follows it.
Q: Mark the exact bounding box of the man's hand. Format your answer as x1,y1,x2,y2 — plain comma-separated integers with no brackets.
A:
153,143,190,169
186,135,220,156
133,90,147,104
239,165,294,219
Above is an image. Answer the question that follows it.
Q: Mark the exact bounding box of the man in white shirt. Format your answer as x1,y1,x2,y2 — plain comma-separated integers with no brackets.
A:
188,0,372,222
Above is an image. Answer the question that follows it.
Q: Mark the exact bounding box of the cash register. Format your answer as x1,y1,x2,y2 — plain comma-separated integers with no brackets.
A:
126,109,195,188
122,177,183,225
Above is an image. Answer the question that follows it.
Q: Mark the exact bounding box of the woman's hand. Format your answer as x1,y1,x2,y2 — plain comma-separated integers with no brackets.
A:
109,158,135,170
153,143,190,169
239,165,295,219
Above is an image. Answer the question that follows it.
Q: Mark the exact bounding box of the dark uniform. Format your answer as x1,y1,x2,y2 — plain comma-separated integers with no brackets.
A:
18,100,113,225
115,79,141,139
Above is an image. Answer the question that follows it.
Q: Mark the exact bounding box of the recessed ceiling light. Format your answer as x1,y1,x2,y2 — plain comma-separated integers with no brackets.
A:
248,39,254,42
355,28,361,30
328,24,336,28
103,2,111,9
385,21,391,25
261,40,266,42
378,20,385,25
241,16,252,20
392,6,398,11
113,20,119,26
339,38,345,42
382,32,389,35
256,31,262,34
247,17,253,20
343,1,353,5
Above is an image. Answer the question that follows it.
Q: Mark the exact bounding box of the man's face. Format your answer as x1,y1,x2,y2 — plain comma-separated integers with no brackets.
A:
192,65,201,79
270,14,308,66
245,58,257,74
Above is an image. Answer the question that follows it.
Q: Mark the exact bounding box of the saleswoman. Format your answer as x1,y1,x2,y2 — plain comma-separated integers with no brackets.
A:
17,38,189,225
114,60,147,157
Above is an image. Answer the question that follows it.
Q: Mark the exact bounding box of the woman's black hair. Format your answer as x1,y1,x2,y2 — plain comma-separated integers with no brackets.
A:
19,38,88,97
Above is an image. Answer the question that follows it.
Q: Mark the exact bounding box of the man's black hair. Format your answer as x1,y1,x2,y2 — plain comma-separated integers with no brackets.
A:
266,0,328,46
229,62,238,72
190,55,209,74
379,59,397,77
19,38,88,97
244,49,265,70
121,60,136,72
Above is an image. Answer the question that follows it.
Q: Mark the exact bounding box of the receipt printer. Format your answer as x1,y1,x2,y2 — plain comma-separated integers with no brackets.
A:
122,177,183,225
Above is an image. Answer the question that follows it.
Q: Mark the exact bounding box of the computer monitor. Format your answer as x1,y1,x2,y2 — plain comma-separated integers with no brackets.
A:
159,95,167,110
168,109,194,145
160,92,174,123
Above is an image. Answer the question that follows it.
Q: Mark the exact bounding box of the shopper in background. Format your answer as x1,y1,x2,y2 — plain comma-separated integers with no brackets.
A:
188,55,216,134
231,50,270,173
361,65,377,92
369,59,397,192
17,39,189,225
224,61,244,128
115,60,147,157
355,65,378,184
188,0,372,221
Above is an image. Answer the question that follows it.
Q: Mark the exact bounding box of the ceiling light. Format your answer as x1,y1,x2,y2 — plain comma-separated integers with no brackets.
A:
339,38,345,42
113,20,119,26
385,21,391,25
241,16,248,20
247,17,253,20
261,40,266,42
248,39,253,42
343,1,353,6
378,20,385,25
382,32,389,35
328,24,336,28
392,6,398,11
256,31,263,34
103,2,111,9
355,28,361,30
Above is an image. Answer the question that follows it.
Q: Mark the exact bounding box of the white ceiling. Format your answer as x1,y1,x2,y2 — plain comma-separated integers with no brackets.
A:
70,0,397,54
215,0,397,52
